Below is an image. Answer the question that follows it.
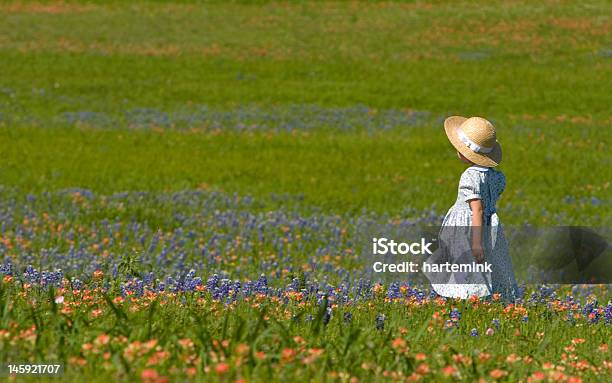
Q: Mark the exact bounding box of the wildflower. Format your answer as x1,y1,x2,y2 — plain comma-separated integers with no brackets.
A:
93,270,104,280
281,348,296,363
441,365,458,377
215,363,229,376
452,354,472,365
91,309,103,318
490,369,508,379
302,348,324,364
254,351,266,360
235,343,249,356
185,367,197,377
140,369,168,383
485,328,494,336
415,363,429,375
147,351,170,366
571,338,585,345
450,308,461,322
527,371,546,382
178,338,194,350
470,328,479,337
54,296,64,304
95,334,110,346
492,318,501,328
506,354,520,363
415,353,426,361
391,337,406,350
478,353,491,363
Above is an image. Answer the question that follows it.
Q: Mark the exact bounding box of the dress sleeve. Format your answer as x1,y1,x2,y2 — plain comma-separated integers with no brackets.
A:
459,170,482,202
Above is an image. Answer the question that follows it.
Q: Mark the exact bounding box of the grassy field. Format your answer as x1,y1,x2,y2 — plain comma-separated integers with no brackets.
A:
0,0,610,224
0,1,610,382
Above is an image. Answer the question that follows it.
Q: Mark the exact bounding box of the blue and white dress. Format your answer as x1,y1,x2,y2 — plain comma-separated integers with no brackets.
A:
426,165,518,301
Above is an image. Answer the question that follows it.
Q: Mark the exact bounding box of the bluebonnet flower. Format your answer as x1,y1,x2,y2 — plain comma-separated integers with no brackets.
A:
470,328,479,337
492,318,501,329
450,308,461,322
70,278,83,291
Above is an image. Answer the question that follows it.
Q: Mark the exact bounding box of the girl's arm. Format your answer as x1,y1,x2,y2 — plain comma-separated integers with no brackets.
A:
468,199,485,263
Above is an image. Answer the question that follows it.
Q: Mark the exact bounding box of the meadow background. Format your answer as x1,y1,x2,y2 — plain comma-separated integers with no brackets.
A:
0,1,610,382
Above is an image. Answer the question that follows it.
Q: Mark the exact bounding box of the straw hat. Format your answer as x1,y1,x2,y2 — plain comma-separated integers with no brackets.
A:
444,116,502,167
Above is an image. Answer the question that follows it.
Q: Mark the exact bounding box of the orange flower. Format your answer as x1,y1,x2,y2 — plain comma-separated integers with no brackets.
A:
281,348,296,362
415,353,426,361
91,309,103,318
147,351,170,366
255,351,266,360
215,363,229,375
571,338,585,345
441,365,457,377
478,353,491,363
490,369,508,379
392,337,407,350
527,371,545,382
140,369,168,383
302,348,324,364
186,367,197,377
506,354,520,363
95,334,110,346
141,369,158,380
178,338,194,350
416,363,429,375
235,343,250,356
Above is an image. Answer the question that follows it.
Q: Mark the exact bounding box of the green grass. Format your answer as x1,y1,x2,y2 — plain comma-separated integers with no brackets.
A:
0,0,610,225
0,124,609,224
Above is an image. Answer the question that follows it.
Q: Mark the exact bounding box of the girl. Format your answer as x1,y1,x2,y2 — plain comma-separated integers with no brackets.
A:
424,116,519,302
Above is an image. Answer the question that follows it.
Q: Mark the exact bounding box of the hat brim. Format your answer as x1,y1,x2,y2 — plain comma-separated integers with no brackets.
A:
444,116,502,167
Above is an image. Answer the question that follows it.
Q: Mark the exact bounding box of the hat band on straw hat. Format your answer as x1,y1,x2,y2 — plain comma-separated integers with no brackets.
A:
456,128,493,154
